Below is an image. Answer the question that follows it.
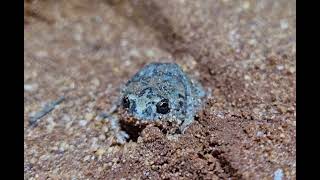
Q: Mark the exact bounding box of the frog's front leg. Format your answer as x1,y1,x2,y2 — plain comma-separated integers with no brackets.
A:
109,115,129,144
99,100,129,144
179,116,194,133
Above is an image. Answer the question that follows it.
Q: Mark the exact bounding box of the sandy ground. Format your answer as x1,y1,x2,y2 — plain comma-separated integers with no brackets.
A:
24,0,296,179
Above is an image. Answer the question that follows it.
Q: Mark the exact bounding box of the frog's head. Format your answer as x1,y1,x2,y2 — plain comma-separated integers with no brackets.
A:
121,87,184,121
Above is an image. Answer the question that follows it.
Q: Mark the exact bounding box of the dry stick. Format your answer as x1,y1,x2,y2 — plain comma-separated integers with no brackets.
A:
29,96,65,127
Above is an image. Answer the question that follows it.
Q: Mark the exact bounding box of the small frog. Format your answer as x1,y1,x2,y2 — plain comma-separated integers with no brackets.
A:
104,62,205,144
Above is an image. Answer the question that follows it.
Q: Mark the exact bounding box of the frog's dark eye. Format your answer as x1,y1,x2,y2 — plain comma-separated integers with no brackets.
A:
156,99,170,114
122,96,130,109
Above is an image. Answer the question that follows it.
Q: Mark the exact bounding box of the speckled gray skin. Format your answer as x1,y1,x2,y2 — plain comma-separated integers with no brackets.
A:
107,62,205,144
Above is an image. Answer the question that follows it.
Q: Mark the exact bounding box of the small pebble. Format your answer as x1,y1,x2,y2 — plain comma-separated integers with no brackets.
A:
35,51,48,58
46,117,56,132
30,158,37,164
278,105,287,114
74,32,82,41
50,146,58,152
248,39,257,45
62,115,71,122
280,20,288,30
98,134,106,140
83,155,90,162
256,131,264,137
292,120,296,127
69,82,76,89
277,65,284,71
274,168,284,180
288,66,295,74
24,84,38,92
102,126,109,133
145,49,155,58
129,49,140,57
95,115,104,121
95,148,106,156
91,78,100,87
78,120,88,127
39,154,49,161
244,75,251,80
59,142,68,152
85,113,95,121
112,158,118,163
242,1,250,10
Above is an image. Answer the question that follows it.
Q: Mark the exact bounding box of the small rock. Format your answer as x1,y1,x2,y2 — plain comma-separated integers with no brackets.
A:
288,66,295,74
256,131,264,137
46,117,56,132
62,115,71,122
98,134,106,140
91,78,100,87
59,142,68,152
102,126,109,133
30,158,37,164
276,65,284,71
274,168,284,180
242,1,250,10
24,84,38,92
145,49,155,58
244,75,251,80
35,51,48,58
129,49,140,57
280,20,288,30
83,155,90,162
78,120,88,127
39,154,49,161
95,148,106,156
277,105,287,113
95,115,104,121
85,113,95,121
50,146,58,152
65,121,73,129
69,82,76,89
248,39,257,45
112,158,118,163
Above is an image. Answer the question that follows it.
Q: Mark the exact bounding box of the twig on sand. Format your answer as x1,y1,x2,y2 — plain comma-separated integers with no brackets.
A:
29,96,65,127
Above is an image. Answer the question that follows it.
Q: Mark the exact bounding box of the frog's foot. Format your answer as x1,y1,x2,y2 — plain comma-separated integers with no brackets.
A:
99,112,129,144
179,117,194,134
114,130,129,144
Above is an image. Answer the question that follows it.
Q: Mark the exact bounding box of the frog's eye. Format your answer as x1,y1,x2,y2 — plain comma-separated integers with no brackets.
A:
122,96,130,109
156,99,170,114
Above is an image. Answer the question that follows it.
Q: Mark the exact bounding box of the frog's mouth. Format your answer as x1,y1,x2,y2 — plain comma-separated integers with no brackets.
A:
119,113,182,143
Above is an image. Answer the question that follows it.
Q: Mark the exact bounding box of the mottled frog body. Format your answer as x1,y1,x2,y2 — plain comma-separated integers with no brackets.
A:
121,62,205,124
107,62,205,144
